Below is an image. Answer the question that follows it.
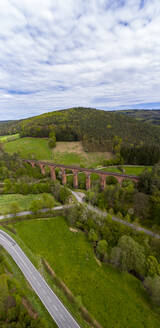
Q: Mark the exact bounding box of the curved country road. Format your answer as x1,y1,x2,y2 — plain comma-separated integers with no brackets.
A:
0,190,160,328
0,230,80,328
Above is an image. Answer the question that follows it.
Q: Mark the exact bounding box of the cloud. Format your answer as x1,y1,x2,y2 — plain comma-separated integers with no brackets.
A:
0,0,159,119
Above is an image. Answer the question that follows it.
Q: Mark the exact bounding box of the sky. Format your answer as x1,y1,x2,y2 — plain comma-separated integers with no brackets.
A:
0,0,160,120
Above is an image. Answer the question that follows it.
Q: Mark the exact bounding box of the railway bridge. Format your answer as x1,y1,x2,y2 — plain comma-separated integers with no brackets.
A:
24,159,139,190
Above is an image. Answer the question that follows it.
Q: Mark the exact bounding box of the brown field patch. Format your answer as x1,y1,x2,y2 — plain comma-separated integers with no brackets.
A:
53,141,85,153
53,141,111,158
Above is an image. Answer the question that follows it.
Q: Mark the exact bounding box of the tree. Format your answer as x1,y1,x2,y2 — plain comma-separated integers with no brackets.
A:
106,176,118,185
29,199,43,214
4,179,12,193
110,246,122,268
146,256,160,277
48,131,56,148
9,202,20,216
110,235,146,278
41,193,55,210
150,192,160,225
96,240,108,260
88,229,98,243
59,186,70,204
144,276,160,305
133,192,150,221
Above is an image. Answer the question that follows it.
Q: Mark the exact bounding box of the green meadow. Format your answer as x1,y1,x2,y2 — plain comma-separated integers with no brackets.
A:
101,166,152,176
0,133,20,143
0,194,57,214
14,217,160,328
4,137,53,160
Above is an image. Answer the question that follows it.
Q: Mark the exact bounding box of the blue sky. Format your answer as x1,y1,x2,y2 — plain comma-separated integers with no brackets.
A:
0,0,160,119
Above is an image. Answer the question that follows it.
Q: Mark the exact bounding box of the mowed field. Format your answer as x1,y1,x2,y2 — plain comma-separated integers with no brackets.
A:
14,217,160,328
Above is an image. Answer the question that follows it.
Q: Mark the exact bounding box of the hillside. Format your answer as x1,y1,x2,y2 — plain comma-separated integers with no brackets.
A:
120,109,160,126
1,108,160,153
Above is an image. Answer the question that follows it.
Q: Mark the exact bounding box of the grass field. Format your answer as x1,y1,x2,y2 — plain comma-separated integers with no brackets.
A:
0,194,57,214
4,138,111,167
101,166,152,176
123,166,152,175
0,134,20,143
4,137,53,160
14,217,160,328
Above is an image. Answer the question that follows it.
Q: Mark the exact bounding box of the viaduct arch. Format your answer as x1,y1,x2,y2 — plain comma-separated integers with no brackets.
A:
24,160,139,190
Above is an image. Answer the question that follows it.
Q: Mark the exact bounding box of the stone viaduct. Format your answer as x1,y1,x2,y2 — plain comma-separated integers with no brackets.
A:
24,159,139,190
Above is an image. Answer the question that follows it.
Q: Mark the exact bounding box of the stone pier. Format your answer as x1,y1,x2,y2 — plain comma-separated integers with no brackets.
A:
72,170,78,189
116,176,124,185
85,172,91,190
61,168,67,185
30,161,36,168
49,166,56,181
100,174,106,190
39,163,45,175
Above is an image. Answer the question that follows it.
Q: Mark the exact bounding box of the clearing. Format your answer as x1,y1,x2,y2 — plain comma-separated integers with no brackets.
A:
52,141,111,167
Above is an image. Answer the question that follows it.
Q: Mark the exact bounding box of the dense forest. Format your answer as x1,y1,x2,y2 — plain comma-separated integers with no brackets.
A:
0,108,160,152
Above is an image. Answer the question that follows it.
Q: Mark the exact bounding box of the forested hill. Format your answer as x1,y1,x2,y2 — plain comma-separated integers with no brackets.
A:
0,120,18,135
119,109,160,126
1,107,160,152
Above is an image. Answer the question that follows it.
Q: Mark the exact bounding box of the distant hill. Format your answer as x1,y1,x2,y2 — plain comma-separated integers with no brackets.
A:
1,107,160,152
119,109,160,126
0,120,18,135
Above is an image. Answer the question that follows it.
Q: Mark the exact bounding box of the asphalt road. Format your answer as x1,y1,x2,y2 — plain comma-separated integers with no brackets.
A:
0,230,81,328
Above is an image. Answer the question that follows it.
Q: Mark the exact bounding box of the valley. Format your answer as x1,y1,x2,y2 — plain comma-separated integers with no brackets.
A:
0,108,160,328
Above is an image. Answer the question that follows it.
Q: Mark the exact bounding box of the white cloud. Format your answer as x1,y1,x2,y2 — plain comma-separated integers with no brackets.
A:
0,0,159,119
